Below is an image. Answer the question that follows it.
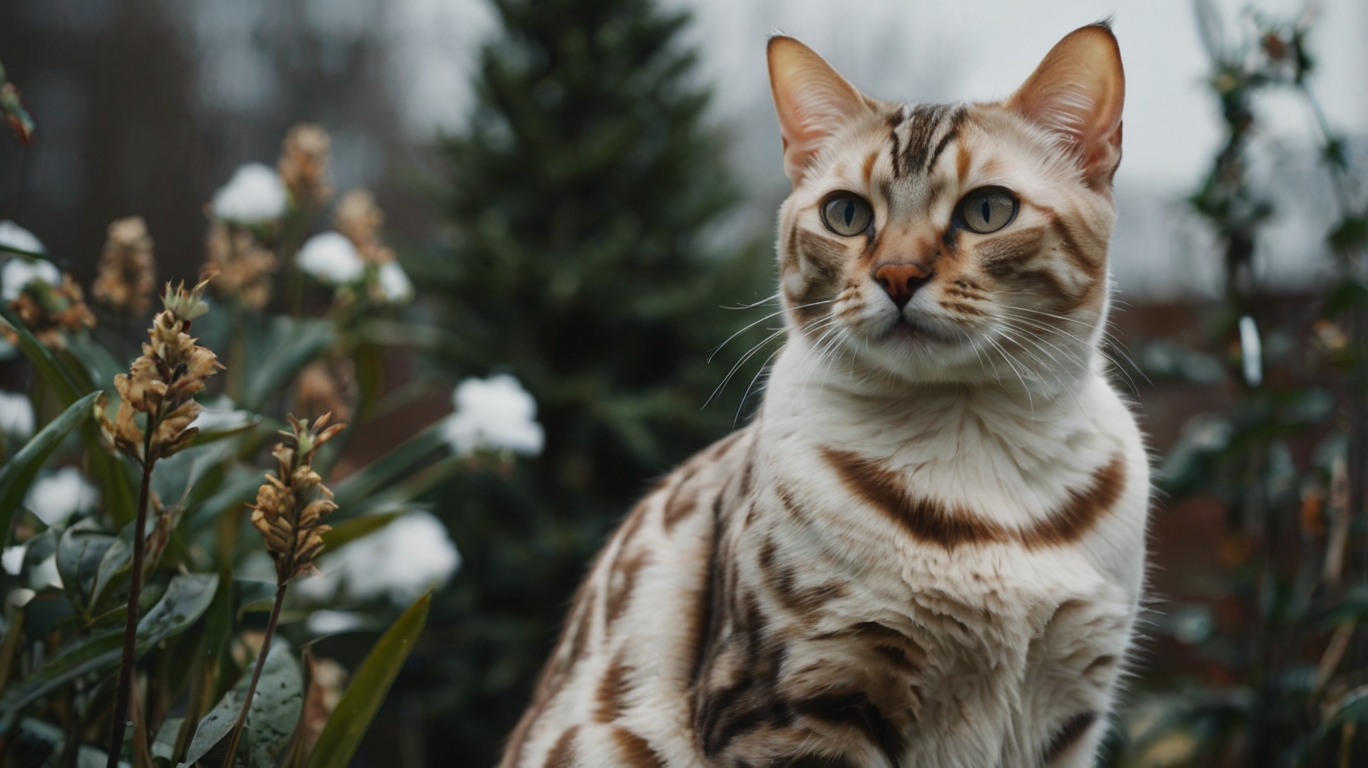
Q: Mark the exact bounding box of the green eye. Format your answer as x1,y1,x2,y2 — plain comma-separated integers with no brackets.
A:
820,193,874,237
956,187,1018,234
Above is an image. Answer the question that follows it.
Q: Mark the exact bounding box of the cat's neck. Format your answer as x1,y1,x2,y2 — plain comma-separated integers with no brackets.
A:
758,335,1113,467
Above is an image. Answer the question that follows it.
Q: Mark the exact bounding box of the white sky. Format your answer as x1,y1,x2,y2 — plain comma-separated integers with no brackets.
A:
385,0,1368,296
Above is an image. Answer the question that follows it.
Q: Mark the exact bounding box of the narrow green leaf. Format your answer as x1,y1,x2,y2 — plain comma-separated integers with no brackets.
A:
244,318,335,410
304,591,432,768
329,425,446,513
319,510,405,551
0,573,219,722
0,391,100,547
0,304,84,405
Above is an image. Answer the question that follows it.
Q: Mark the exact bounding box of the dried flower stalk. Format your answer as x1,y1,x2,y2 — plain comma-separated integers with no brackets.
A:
4,273,95,349
278,123,333,209
97,280,223,465
105,279,223,768
249,413,344,582
335,188,394,266
93,217,157,316
224,413,345,765
201,222,278,310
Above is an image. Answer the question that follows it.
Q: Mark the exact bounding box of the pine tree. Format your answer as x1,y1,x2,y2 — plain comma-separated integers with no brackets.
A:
414,0,768,758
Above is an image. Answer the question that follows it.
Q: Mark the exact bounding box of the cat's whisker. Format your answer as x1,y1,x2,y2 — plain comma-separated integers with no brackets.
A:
722,293,781,310
705,325,790,408
708,298,835,363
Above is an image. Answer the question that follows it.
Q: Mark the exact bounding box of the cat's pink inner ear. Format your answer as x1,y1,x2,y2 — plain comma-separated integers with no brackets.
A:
1007,23,1126,187
768,36,870,186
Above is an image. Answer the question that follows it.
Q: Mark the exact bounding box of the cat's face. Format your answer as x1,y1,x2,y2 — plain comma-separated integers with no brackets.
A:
769,25,1124,388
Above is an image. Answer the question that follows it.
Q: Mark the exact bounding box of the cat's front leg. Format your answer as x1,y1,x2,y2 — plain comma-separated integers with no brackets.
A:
1025,596,1136,768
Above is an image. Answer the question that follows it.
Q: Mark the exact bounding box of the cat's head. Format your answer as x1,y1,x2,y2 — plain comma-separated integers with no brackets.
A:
768,24,1124,390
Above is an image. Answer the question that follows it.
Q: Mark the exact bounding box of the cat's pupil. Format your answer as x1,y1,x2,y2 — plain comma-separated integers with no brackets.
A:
843,203,854,226
981,199,992,222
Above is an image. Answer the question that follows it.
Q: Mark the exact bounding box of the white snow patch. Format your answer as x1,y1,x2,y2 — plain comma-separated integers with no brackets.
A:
2,545,25,575
212,163,288,223
442,374,544,456
30,554,63,590
303,511,460,606
2,257,62,301
297,232,365,284
306,609,367,635
377,261,414,303
0,221,45,254
25,467,99,526
0,391,35,437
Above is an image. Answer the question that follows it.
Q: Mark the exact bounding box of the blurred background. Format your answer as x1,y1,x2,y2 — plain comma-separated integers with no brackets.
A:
3,0,1368,765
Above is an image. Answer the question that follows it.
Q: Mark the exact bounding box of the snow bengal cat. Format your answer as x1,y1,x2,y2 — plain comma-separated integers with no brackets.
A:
501,22,1149,768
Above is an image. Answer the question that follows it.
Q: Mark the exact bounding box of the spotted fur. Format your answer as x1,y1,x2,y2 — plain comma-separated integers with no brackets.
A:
501,23,1147,768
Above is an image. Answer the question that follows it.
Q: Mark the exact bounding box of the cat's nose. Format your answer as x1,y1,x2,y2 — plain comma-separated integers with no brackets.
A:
873,263,931,309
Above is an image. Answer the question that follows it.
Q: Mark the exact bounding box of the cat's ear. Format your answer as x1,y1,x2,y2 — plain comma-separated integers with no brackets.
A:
768,36,871,186
1007,23,1125,187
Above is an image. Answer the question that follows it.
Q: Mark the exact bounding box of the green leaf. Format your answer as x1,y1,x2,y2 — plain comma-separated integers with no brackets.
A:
17,718,129,768
56,524,118,614
234,579,278,616
319,510,405,551
64,332,126,395
183,639,303,768
0,573,218,723
0,391,100,548
244,318,335,411
305,591,432,768
0,304,84,405
329,425,447,515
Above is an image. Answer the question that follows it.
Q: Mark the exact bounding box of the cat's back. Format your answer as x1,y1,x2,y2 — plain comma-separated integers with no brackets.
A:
499,427,757,768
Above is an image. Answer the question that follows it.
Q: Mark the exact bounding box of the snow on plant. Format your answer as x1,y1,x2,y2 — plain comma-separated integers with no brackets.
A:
212,162,289,224
24,467,99,526
442,374,544,456
298,511,460,607
377,260,414,303
0,389,34,436
298,231,365,284
0,219,44,254
1,255,60,301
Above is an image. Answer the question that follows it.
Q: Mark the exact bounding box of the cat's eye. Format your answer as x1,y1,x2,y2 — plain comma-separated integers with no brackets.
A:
956,187,1019,234
820,193,874,237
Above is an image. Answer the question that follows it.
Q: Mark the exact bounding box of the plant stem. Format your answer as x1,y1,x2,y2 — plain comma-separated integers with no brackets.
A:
221,581,287,767
106,429,157,768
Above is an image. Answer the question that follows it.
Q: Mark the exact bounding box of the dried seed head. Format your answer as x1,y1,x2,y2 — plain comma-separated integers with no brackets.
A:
296,358,354,423
202,223,277,310
97,279,224,464
93,217,157,316
4,272,96,349
334,188,393,265
278,124,332,209
249,413,346,583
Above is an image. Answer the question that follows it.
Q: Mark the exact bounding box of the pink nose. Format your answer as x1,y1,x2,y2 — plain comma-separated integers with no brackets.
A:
874,263,931,308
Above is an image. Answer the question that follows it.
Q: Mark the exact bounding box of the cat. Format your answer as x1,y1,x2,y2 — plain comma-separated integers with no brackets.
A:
499,21,1149,768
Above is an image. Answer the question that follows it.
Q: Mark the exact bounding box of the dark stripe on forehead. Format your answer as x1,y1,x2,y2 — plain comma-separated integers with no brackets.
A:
890,103,967,179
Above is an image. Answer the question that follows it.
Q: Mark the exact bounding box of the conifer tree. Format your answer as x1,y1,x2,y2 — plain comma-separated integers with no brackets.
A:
415,0,767,758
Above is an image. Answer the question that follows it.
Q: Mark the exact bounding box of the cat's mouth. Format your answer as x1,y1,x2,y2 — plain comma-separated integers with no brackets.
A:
880,314,956,346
